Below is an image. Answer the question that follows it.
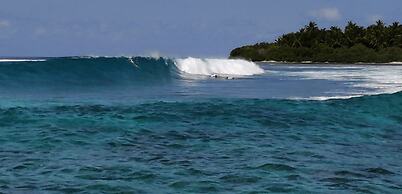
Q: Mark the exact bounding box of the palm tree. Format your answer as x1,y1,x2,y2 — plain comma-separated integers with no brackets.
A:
365,20,387,49
326,26,345,48
387,22,401,47
397,23,402,48
276,33,302,48
344,21,364,47
298,21,322,47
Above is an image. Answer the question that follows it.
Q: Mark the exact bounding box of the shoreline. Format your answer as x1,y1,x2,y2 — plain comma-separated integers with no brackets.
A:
256,60,402,66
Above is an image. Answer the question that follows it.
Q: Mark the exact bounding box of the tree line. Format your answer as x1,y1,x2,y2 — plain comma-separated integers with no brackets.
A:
230,21,402,63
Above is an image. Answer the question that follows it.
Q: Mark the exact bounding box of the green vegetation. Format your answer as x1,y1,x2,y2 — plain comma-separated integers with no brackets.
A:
230,21,402,63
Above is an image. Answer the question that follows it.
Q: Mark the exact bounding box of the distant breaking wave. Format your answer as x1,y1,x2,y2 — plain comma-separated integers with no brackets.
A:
0,59,47,62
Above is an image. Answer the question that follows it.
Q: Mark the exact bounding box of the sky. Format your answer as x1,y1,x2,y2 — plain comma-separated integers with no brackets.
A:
0,0,401,57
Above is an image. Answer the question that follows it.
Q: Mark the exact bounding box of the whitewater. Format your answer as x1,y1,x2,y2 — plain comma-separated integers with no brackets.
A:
175,57,264,76
1,56,402,193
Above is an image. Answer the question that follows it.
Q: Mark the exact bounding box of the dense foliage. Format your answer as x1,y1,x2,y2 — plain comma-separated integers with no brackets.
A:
230,21,402,63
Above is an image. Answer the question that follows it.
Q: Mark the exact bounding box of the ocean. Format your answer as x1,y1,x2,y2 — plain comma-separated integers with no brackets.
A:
0,57,401,193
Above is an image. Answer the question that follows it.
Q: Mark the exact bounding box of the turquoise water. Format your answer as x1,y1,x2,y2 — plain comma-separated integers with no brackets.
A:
0,57,402,193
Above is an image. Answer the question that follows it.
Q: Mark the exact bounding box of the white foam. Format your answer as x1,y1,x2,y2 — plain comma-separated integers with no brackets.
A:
174,57,264,76
260,60,280,63
388,61,402,65
282,65,402,94
0,59,47,62
303,95,364,101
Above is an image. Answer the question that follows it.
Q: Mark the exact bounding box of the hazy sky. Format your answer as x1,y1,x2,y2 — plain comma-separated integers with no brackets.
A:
0,0,401,57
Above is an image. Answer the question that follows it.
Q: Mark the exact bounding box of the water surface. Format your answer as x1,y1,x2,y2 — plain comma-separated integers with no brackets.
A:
0,57,401,193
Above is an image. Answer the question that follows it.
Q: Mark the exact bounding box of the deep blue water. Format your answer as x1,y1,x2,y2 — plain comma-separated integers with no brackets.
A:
0,57,401,193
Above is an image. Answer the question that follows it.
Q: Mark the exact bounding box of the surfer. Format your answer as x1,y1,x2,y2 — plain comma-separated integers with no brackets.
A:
210,74,235,80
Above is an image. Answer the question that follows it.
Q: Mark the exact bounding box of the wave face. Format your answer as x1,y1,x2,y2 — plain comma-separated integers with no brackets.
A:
0,57,179,89
0,57,263,89
0,92,401,193
175,57,264,76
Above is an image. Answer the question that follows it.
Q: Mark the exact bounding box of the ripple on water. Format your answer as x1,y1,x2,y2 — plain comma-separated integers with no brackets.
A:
334,170,367,178
1,93,402,193
256,163,296,172
364,167,395,175
219,174,261,184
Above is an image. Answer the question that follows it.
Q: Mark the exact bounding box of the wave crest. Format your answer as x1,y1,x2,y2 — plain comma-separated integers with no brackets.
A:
174,57,264,76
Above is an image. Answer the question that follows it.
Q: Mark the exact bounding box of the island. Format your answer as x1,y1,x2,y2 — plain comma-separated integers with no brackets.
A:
230,21,402,63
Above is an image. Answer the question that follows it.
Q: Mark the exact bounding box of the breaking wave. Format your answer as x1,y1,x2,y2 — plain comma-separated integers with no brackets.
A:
0,56,263,88
175,57,264,76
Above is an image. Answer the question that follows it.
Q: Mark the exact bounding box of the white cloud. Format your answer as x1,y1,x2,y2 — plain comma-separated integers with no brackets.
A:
311,8,342,21
368,14,384,23
0,19,10,28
